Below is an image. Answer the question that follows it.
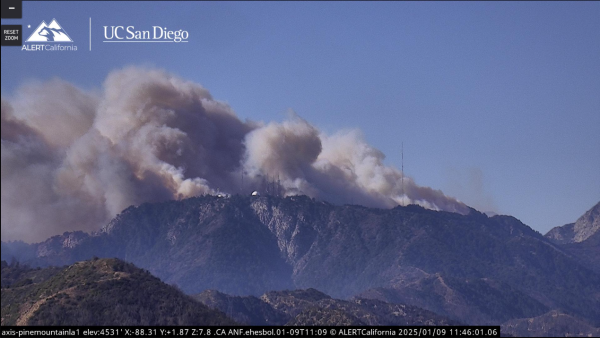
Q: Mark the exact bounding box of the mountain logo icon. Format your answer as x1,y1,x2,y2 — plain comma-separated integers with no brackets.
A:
26,19,73,42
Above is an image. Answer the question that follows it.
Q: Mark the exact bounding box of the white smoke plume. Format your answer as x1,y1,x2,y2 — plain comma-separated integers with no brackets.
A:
1,67,468,243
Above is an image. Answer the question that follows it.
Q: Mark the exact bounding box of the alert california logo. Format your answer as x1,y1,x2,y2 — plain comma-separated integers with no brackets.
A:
22,19,78,52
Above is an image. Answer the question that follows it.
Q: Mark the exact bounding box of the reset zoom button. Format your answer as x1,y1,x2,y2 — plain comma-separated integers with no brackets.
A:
1,25,22,46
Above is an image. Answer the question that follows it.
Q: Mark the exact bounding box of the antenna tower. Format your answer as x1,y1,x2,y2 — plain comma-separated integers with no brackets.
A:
401,142,405,206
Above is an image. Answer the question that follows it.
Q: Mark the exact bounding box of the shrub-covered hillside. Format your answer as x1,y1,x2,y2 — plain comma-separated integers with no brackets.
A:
1,258,236,326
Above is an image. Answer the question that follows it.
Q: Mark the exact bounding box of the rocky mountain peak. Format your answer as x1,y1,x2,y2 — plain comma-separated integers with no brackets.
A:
545,202,600,244
573,202,600,243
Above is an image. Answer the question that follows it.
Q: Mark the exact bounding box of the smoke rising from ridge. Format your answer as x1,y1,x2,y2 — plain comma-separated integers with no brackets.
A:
1,67,468,243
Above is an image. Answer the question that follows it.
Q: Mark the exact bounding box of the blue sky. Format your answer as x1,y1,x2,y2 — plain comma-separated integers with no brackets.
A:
2,1,599,234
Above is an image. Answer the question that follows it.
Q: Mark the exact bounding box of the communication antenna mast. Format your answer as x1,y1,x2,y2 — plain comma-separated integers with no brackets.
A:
265,175,269,195
401,142,405,206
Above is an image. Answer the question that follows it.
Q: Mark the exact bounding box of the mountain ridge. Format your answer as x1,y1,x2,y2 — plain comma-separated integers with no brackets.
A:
356,274,549,325
195,288,459,327
544,202,600,275
2,195,599,328
501,310,600,337
545,202,600,244
0,258,235,326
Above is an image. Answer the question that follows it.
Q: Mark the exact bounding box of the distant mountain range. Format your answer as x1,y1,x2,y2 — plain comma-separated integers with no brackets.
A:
2,196,599,336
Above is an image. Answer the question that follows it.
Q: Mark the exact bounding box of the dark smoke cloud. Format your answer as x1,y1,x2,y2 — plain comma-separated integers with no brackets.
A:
1,67,468,243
